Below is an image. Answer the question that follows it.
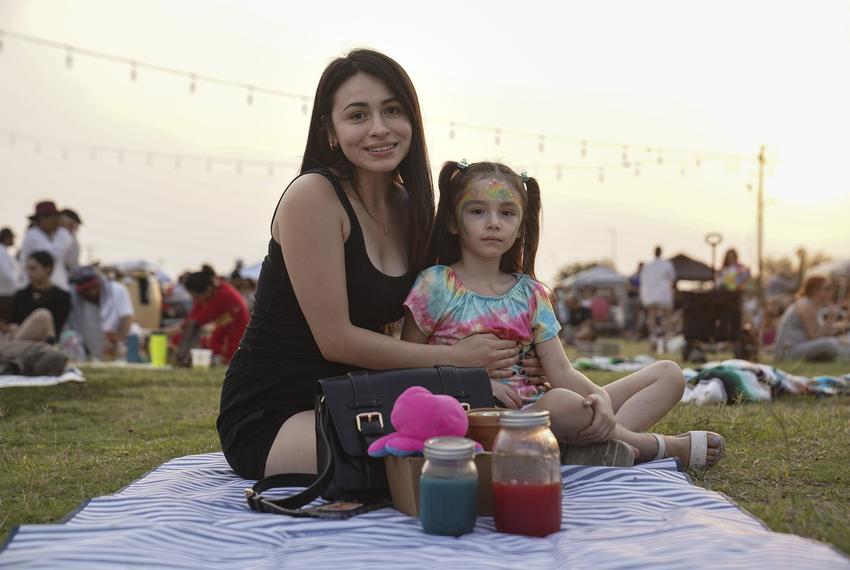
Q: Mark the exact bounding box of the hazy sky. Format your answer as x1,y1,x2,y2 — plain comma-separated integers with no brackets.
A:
1,0,848,283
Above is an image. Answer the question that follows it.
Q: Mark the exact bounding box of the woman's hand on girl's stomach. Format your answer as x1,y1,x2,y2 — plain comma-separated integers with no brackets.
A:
519,350,549,387
491,379,524,409
453,333,519,370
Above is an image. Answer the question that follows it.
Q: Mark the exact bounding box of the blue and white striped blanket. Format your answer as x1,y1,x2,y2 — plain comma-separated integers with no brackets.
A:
2,453,847,569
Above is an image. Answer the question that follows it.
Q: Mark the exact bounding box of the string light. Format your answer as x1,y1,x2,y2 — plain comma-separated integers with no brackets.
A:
634,161,640,176
556,164,563,181
146,153,153,166
0,29,760,167
598,167,605,183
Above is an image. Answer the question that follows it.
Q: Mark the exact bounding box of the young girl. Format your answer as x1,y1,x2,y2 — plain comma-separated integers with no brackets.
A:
402,160,726,468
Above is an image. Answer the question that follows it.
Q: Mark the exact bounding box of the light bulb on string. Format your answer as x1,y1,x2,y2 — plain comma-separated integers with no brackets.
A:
65,47,73,69
621,145,629,165
449,121,455,140
680,167,686,176
538,134,545,153
645,146,652,154
656,149,663,165
246,86,254,107
634,162,640,176
130,61,137,82
695,157,702,167
189,73,197,94
556,165,563,181
580,140,587,158
598,166,605,183
301,97,308,116
494,128,501,146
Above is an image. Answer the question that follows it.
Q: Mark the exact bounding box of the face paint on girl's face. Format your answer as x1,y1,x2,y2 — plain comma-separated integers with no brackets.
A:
453,177,524,235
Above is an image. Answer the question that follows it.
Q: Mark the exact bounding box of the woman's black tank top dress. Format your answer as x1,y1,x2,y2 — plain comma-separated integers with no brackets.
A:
217,170,414,479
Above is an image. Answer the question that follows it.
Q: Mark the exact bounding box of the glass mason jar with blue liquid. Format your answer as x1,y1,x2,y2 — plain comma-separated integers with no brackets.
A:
419,437,478,536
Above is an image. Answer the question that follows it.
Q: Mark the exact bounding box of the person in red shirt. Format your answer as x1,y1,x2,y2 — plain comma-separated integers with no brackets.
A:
178,265,249,363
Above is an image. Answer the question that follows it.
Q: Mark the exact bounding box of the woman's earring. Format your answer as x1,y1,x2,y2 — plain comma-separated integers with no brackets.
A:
329,139,338,150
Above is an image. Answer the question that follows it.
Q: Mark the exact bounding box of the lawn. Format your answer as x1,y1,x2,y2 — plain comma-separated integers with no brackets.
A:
1,348,849,555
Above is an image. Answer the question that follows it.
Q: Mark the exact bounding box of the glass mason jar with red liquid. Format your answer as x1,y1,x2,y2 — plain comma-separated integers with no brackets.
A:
492,410,562,537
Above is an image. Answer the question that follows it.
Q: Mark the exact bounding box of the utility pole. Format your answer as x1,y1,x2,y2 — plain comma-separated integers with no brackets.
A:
756,145,765,301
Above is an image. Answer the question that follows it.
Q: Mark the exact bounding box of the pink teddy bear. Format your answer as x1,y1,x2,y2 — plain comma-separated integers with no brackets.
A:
367,386,483,457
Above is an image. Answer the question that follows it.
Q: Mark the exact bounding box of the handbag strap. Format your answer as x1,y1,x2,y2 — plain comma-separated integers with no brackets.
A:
244,402,335,517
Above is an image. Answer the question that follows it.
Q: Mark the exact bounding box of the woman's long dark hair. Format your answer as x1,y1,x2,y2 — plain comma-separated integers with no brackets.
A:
300,49,434,273
428,161,542,279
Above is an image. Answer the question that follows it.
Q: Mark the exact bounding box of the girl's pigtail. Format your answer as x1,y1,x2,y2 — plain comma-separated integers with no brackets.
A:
426,161,465,266
521,176,542,279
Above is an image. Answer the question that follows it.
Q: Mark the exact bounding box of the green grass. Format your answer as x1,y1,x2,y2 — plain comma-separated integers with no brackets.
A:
1,351,849,556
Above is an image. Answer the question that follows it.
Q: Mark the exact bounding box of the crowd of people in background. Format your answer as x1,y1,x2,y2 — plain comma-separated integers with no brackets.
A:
2,198,847,373
553,244,850,363
0,200,254,374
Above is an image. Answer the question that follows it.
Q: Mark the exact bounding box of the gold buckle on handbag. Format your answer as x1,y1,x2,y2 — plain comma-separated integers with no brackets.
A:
460,402,471,411
355,412,384,432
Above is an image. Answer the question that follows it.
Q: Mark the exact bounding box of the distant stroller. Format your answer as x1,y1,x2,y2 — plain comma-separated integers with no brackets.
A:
680,290,756,362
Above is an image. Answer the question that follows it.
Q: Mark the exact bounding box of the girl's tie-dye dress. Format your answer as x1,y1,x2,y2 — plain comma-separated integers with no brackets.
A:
403,265,561,401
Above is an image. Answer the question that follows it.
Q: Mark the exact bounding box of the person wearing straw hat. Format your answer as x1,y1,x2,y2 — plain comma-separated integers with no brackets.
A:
19,201,75,291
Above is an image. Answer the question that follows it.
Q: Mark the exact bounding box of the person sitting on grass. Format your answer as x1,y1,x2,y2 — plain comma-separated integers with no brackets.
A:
68,266,135,360
165,265,249,365
401,160,725,469
774,275,850,362
3,251,71,343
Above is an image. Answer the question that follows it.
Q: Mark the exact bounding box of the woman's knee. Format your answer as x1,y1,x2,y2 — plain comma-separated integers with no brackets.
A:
30,308,54,326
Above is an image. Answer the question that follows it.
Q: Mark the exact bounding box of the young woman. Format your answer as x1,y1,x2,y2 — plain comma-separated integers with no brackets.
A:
177,265,249,363
217,50,520,480
3,251,71,342
774,275,850,361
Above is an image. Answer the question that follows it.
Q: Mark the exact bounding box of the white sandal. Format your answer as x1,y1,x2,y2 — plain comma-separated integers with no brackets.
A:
650,431,725,469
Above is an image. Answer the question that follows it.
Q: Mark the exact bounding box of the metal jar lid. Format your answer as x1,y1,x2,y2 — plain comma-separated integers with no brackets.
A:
423,437,476,460
498,410,551,428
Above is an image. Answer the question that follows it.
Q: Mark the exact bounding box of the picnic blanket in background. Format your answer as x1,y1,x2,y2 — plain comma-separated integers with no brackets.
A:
683,359,850,405
2,453,847,569
573,354,656,373
0,367,84,389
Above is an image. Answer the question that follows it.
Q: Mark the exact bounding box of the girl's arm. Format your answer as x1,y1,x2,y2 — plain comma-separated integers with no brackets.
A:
400,308,428,344
534,337,607,399
275,174,518,370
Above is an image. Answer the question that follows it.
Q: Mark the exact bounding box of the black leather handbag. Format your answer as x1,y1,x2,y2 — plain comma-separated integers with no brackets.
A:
245,365,494,517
